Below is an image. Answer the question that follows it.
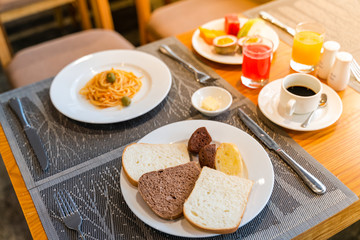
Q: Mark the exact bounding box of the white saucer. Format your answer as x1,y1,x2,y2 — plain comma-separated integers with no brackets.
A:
258,79,343,131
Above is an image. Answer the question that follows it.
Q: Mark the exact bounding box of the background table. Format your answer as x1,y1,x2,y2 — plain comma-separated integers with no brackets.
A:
1,30,360,240
177,30,360,240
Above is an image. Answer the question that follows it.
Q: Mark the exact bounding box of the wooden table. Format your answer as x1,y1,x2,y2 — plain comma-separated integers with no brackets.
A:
1,30,360,239
177,30,360,239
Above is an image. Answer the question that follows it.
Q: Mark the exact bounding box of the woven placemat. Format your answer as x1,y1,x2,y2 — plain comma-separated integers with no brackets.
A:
0,37,357,240
243,0,360,93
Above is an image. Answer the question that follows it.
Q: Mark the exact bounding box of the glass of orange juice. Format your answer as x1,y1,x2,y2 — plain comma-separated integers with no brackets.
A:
290,22,325,73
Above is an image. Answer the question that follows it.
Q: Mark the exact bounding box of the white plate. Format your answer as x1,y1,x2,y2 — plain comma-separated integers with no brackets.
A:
258,79,343,131
120,120,274,238
192,18,279,65
50,50,172,124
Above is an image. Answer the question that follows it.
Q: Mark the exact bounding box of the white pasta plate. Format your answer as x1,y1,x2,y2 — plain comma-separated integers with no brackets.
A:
120,120,274,238
50,50,172,124
192,17,279,65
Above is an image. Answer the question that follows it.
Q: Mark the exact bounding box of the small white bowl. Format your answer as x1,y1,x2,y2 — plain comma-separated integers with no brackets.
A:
191,86,232,117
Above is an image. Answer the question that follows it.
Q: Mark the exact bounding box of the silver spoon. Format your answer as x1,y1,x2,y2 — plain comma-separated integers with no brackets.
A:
301,93,328,128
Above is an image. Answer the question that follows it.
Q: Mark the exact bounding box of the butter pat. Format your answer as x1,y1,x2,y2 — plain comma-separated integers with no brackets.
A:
201,96,220,111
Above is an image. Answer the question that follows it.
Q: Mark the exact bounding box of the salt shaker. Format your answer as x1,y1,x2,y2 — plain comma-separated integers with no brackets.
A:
327,51,353,91
317,41,340,79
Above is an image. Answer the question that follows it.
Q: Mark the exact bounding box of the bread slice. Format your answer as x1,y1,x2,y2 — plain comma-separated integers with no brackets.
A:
198,144,216,169
183,167,253,234
215,143,245,177
188,127,212,153
122,143,190,186
138,161,201,220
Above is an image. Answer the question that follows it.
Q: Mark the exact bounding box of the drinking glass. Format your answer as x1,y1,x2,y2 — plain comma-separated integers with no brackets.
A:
241,36,273,89
290,22,325,73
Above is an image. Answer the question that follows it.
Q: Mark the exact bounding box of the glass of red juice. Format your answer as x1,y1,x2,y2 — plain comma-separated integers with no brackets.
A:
241,36,273,88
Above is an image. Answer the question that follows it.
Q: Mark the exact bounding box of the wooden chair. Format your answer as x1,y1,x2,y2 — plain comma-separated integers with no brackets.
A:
134,0,272,45
1,0,134,88
0,0,93,69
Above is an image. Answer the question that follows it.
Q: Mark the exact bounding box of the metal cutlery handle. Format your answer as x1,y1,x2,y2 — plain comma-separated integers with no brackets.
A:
276,149,326,194
9,97,30,128
159,44,198,74
301,111,316,128
8,97,49,171
238,107,326,194
259,11,295,37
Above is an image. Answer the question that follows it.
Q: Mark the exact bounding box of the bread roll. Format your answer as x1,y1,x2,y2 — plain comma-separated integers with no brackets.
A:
188,127,212,153
198,144,216,169
215,143,245,177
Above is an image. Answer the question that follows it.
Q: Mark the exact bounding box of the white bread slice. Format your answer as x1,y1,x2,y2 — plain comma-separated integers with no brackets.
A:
122,143,190,186
183,167,253,234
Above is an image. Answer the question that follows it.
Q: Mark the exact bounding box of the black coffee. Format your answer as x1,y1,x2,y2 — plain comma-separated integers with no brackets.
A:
286,86,316,96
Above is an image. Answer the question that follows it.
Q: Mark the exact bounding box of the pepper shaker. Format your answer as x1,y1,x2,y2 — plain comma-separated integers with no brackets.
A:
327,51,353,91
317,41,340,79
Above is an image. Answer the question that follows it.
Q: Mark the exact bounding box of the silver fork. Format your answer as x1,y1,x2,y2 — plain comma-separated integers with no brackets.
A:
54,190,86,240
159,44,217,84
350,59,360,83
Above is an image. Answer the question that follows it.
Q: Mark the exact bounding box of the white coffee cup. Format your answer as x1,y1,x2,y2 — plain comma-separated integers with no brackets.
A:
279,73,323,116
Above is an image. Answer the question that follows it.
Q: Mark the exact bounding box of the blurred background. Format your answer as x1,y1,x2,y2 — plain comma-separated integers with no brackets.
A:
0,1,140,239
0,0,359,239
0,0,149,94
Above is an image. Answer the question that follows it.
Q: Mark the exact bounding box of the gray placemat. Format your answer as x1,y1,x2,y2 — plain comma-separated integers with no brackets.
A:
0,37,357,240
243,0,360,93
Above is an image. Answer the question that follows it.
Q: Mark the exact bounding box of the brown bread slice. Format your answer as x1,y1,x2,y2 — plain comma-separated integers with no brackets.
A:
198,144,216,169
138,161,201,220
188,127,212,153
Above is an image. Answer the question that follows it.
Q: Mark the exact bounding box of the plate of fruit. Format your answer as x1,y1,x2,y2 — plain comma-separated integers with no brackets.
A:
192,14,279,65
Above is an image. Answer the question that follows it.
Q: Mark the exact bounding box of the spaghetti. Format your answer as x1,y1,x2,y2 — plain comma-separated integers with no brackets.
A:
79,68,142,108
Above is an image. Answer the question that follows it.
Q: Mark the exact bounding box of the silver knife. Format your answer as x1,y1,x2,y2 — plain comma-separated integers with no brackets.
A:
259,11,295,37
9,97,49,171
238,108,326,194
